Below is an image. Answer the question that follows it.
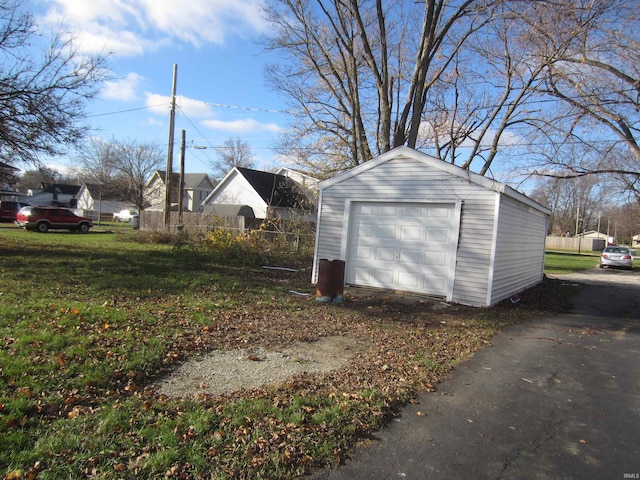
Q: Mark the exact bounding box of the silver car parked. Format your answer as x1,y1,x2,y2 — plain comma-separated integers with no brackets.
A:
599,246,633,270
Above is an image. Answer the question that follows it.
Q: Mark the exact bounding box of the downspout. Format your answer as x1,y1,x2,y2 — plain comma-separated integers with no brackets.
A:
311,188,324,284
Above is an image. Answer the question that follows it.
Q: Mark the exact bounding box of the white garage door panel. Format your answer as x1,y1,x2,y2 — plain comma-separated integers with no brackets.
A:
378,225,396,239
347,202,458,297
398,271,419,289
376,247,395,262
425,252,447,266
399,248,422,263
401,226,422,241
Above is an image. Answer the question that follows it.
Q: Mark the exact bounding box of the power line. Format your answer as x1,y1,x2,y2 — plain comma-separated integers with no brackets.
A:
86,104,168,118
199,101,286,114
176,108,217,150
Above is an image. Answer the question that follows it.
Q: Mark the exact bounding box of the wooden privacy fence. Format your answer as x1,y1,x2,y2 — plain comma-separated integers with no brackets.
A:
545,236,606,252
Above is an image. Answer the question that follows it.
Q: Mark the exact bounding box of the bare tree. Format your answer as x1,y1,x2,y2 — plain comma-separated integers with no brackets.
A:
210,137,255,180
74,137,163,210
517,1,640,200
530,173,608,236
74,137,124,199
263,0,501,173
111,140,164,211
16,166,60,190
0,0,107,166
263,0,640,210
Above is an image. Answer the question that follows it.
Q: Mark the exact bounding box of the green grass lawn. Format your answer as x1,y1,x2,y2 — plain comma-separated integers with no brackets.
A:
543,250,601,274
0,226,579,479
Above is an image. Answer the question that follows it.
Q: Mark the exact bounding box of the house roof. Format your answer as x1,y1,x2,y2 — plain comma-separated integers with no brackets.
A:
79,183,122,201
0,161,19,171
151,171,214,189
578,230,607,239
40,183,82,195
202,204,255,218
319,146,550,215
236,167,311,209
276,167,320,186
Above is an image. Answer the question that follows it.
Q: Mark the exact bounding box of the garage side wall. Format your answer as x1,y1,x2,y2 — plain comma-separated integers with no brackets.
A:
313,156,499,307
489,194,548,305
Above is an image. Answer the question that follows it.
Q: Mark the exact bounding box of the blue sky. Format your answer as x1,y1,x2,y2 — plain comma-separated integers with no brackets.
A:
33,0,287,175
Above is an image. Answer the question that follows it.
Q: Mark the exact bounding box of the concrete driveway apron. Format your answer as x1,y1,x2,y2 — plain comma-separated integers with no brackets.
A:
310,269,640,480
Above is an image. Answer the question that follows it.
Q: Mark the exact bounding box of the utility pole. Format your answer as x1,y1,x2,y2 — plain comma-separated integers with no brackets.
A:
178,129,186,224
164,64,178,230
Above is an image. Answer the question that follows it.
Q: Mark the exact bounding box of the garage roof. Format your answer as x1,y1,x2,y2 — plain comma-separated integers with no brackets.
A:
319,146,550,215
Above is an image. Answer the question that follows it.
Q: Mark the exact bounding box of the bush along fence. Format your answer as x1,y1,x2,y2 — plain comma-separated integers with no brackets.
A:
138,210,316,258
139,210,262,234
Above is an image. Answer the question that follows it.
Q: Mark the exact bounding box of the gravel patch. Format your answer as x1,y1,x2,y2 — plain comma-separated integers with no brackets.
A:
549,267,640,287
154,335,372,398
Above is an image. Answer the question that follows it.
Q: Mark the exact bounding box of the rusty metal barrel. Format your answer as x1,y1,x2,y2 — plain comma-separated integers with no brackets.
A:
316,259,346,303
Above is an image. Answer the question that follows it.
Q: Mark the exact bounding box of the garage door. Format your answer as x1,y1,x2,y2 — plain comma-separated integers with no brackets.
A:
346,202,460,297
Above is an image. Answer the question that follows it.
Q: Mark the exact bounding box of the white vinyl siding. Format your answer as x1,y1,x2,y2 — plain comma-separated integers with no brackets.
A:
206,170,268,218
489,195,548,305
452,193,499,306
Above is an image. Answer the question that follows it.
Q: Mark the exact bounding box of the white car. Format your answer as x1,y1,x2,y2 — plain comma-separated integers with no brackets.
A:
599,246,633,270
113,208,138,222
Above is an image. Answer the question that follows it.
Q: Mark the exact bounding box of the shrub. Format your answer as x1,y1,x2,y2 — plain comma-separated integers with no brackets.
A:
202,219,315,267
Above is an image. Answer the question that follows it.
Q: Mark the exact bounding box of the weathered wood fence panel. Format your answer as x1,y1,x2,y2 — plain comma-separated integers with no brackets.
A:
139,211,267,234
545,236,606,252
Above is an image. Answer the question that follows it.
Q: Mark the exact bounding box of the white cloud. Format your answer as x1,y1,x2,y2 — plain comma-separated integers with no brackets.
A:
177,96,216,118
143,93,281,135
202,118,282,133
140,0,268,46
144,93,170,115
145,93,215,118
101,72,144,101
40,0,269,56
76,28,147,57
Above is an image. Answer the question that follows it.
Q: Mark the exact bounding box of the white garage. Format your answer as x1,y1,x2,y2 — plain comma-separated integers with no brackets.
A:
312,146,550,307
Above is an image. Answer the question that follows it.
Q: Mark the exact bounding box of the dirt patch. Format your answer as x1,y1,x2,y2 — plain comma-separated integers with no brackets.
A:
550,268,640,287
154,335,372,398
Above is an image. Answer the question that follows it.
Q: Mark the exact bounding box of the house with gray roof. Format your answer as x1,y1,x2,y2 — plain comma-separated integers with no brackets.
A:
145,171,216,212
201,167,316,220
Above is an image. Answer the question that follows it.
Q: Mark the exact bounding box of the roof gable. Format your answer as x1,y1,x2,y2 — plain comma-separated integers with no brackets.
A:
319,146,549,214
80,183,121,201
0,161,19,171
236,167,310,209
146,171,213,190
183,173,215,190
40,183,81,195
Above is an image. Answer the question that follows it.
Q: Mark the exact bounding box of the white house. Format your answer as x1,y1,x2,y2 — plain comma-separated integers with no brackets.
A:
145,171,215,212
26,183,81,207
313,146,550,308
76,184,123,218
202,167,315,220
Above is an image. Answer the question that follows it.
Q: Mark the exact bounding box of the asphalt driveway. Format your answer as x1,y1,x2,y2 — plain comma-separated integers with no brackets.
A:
310,268,640,479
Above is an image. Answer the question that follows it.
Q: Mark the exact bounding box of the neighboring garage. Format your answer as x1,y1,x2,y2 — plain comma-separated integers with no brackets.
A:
312,146,550,307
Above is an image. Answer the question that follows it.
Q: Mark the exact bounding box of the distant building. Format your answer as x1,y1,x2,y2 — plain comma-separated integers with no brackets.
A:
0,161,23,201
202,167,316,221
144,171,215,212
76,184,123,219
26,183,81,207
